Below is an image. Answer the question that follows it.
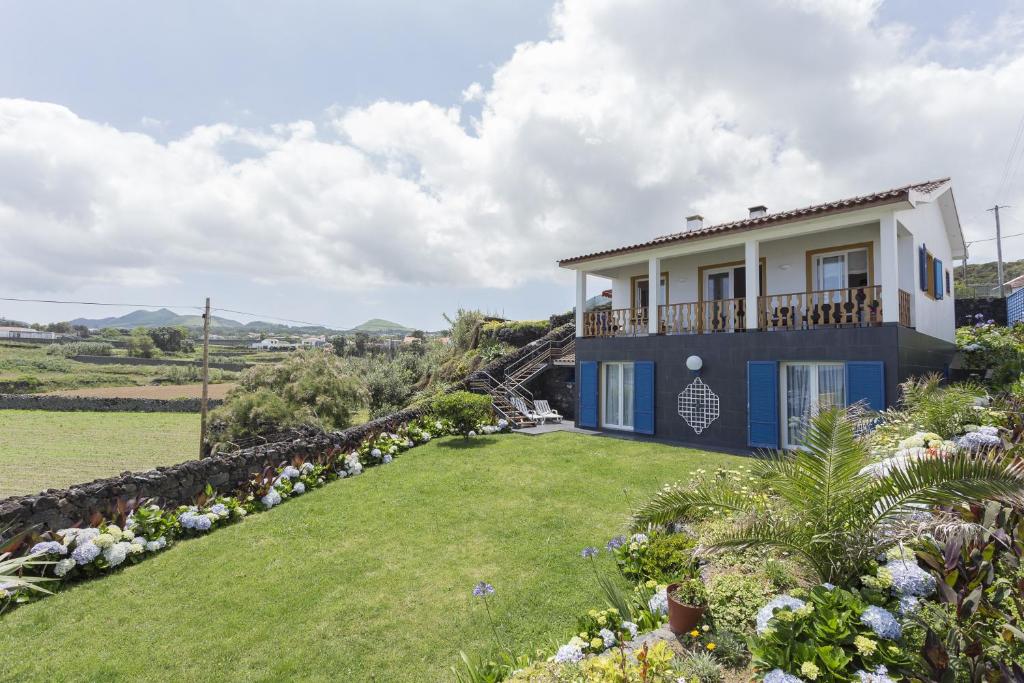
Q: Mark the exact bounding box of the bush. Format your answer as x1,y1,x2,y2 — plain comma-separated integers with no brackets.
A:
127,330,157,358
147,326,194,353
479,319,550,348
677,650,723,683
707,573,776,635
210,351,365,442
45,341,113,358
708,629,750,669
613,530,698,583
957,320,1024,388
430,391,492,435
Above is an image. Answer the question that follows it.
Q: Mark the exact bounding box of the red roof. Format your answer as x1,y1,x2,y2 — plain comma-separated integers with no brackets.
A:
558,178,950,266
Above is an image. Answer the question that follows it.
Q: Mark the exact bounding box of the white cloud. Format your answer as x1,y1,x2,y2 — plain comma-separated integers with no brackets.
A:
2,0,1023,297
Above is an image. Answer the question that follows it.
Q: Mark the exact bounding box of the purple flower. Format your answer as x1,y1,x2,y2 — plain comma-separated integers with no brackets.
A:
605,536,626,551
472,581,495,597
581,546,599,558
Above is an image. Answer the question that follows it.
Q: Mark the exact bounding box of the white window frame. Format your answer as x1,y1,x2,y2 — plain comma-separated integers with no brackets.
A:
634,276,668,308
813,247,868,291
601,361,635,431
703,267,733,300
779,362,846,449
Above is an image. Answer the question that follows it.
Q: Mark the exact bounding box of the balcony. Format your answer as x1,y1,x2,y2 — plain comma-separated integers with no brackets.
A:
581,285,903,338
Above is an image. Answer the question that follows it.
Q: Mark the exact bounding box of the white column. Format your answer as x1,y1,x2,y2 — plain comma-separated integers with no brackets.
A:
744,239,760,330
879,212,899,323
648,256,661,335
575,270,587,337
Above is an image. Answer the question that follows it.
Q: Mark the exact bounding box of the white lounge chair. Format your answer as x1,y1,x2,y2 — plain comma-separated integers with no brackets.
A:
533,400,563,423
510,396,545,424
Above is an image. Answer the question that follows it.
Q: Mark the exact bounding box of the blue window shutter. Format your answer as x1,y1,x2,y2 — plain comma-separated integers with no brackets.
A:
747,361,779,448
918,246,928,291
846,361,885,411
578,361,598,428
934,259,944,300
633,361,655,435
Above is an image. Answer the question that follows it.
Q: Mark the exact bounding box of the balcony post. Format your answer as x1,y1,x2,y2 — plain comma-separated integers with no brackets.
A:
575,270,587,338
744,239,759,329
879,212,899,323
648,256,661,335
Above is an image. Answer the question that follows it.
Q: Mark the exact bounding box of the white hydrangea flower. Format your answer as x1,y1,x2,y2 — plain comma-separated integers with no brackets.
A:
103,542,132,567
299,462,314,474
54,558,76,577
93,533,115,549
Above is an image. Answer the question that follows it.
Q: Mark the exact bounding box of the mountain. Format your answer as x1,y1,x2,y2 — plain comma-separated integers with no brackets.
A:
71,308,244,330
954,258,1024,297
348,318,413,334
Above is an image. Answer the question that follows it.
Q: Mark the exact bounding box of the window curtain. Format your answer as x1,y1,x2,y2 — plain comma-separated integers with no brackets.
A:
817,364,845,411
785,365,811,445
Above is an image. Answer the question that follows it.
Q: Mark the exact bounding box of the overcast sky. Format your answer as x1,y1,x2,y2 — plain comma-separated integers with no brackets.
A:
1,0,1023,330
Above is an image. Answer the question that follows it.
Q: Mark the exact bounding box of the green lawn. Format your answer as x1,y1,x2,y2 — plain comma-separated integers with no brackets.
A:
0,410,198,497
0,432,741,682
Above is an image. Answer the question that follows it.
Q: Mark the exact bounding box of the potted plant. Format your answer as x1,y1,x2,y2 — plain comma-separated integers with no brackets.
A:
666,577,707,635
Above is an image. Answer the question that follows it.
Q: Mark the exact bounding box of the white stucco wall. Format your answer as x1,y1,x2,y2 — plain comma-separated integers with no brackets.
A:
895,200,956,342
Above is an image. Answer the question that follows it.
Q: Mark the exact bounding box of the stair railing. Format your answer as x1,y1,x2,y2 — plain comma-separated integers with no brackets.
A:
502,330,575,390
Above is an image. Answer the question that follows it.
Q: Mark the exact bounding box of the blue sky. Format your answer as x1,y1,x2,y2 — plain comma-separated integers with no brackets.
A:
1,0,1023,330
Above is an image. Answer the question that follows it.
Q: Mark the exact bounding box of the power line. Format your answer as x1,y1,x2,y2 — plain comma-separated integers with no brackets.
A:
209,307,337,329
994,108,1024,203
0,296,200,309
966,231,1024,245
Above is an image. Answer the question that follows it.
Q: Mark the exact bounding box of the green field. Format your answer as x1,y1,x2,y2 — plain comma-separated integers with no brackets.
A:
0,432,739,682
0,410,199,497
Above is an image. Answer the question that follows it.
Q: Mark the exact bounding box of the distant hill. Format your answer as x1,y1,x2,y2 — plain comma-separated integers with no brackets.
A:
348,318,413,334
70,308,243,330
955,258,1024,297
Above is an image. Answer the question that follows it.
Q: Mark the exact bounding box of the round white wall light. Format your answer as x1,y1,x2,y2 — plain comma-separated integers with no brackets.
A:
686,355,703,372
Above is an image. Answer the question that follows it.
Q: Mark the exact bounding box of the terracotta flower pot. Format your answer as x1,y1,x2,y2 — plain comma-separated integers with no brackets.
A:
666,582,706,635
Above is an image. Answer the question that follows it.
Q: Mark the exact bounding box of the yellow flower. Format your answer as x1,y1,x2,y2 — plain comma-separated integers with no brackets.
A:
706,643,716,651
689,630,700,637
590,637,603,650
801,662,820,680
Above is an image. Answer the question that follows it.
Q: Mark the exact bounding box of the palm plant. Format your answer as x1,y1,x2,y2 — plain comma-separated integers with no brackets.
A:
0,552,54,613
631,408,1024,585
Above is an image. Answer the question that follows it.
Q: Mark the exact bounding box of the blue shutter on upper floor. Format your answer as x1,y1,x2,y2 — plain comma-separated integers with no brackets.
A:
934,259,944,300
633,361,655,435
919,246,928,291
747,361,779,448
846,361,885,411
578,361,598,428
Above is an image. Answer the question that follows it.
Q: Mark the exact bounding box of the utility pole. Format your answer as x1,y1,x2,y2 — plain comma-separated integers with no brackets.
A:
988,205,1010,298
199,297,211,457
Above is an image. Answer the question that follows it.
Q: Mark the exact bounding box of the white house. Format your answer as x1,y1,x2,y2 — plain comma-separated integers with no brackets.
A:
0,326,56,340
559,178,965,452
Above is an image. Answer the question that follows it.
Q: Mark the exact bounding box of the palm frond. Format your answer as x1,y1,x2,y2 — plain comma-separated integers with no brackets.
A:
867,452,1024,526
705,519,829,581
0,552,54,596
630,478,760,530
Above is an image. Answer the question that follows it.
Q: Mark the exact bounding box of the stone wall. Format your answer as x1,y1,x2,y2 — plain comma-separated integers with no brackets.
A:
955,297,1007,327
72,354,249,372
0,409,427,539
524,365,576,420
0,394,222,413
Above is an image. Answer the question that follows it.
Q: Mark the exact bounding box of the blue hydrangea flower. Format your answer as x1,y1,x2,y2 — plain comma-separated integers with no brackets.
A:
71,542,101,565
606,536,626,551
300,462,314,474
956,430,1001,451
897,595,919,615
647,587,668,616
599,627,616,648
209,503,228,517
886,559,936,597
860,605,902,640
293,482,306,494
472,581,495,597
382,454,393,464
856,665,895,683
764,669,803,683
581,546,599,558
622,621,639,639
553,640,584,664
756,595,806,634
194,515,212,531
29,541,67,556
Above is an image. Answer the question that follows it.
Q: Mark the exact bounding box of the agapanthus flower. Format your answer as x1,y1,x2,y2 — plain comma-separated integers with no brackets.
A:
606,536,626,551
54,558,76,577
29,541,68,556
293,482,306,494
581,546,599,558
472,581,495,597
821,582,835,591
885,559,936,597
647,587,668,615
71,542,101,565
860,605,901,640
764,669,803,683
553,638,585,664
756,595,806,634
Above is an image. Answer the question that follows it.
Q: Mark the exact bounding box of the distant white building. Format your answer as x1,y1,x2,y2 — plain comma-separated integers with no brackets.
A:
301,335,328,348
251,338,282,350
0,326,56,340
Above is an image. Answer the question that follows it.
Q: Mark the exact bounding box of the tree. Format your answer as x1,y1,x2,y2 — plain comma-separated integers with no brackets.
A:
631,408,1024,584
329,334,347,356
127,329,157,358
350,332,370,357
147,326,193,353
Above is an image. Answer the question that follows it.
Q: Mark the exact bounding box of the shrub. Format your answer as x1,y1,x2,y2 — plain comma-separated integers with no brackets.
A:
45,341,113,358
430,391,492,435
707,573,776,635
677,650,724,683
612,530,698,583
147,326,194,353
0,376,41,392
957,320,1024,388
127,330,157,358
210,351,365,442
707,629,750,669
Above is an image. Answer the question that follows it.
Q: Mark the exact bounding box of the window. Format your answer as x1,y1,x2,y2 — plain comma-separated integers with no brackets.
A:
945,269,951,295
919,246,944,299
602,362,635,431
780,362,845,448
811,247,869,291
631,274,668,310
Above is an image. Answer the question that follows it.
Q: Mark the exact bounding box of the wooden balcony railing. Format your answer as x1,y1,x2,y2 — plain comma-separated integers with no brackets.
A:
757,285,883,331
659,299,746,334
583,308,646,337
898,289,912,327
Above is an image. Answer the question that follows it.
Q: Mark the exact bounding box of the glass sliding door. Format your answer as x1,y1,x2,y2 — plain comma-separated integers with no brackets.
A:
781,362,845,448
602,362,635,431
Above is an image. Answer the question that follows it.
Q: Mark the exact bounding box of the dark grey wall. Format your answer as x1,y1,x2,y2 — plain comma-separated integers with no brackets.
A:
955,297,1007,326
524,365,575,420
0,394,221,413
72,355,249,372
575,325,955,453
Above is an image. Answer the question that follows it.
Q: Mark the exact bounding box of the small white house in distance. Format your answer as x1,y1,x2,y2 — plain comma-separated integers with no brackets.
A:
301,335,328,348
0,326,56,340
251,338,282,350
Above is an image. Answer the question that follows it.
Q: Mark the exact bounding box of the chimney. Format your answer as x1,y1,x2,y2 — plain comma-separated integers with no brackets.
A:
685,214,704,231
748,205,768,219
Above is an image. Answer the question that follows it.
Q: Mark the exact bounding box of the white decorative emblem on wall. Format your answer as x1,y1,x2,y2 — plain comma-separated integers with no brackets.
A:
677,377,720,435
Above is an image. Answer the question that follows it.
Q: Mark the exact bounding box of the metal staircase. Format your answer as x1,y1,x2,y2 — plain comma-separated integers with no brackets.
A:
469,331,575,429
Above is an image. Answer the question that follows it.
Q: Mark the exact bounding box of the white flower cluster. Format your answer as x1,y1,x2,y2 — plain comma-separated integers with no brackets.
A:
52,525,166,577
647,586,668,615
339,451,363,478
179,504,230,532
552,636,586,664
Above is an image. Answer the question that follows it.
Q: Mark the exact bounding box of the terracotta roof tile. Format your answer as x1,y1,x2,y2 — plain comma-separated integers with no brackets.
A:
558,178,950,266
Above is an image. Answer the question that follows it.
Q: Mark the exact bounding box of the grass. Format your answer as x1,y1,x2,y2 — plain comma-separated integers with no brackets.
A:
0,411,199,497
0,432,741,681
